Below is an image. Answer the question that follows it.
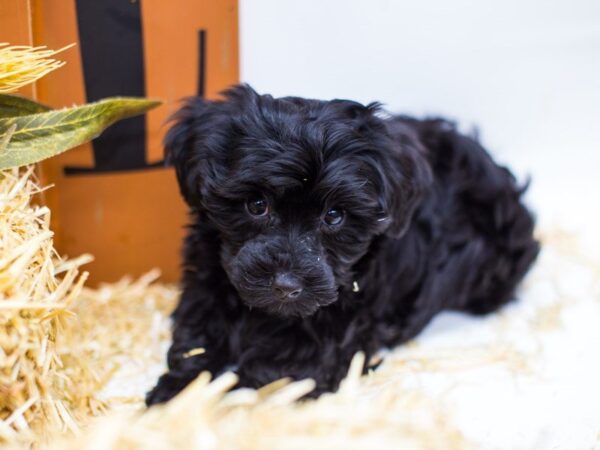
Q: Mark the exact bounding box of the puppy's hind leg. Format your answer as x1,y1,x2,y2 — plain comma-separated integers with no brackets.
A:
407,119,540,316
462,217,539,315
459,180,539,315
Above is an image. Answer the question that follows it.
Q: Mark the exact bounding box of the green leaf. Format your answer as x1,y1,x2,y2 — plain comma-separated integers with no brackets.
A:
0,94,52,118
0,97,161,169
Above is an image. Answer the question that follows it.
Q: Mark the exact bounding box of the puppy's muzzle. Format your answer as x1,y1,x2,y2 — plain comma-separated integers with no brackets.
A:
223,231,338,317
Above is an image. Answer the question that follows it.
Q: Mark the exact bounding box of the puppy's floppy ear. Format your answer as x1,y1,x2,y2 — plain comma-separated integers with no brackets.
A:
355,106,433,238
164,96,231,206
378,135,432,238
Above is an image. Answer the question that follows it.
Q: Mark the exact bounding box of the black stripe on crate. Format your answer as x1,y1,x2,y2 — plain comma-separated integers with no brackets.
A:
67,0,150,175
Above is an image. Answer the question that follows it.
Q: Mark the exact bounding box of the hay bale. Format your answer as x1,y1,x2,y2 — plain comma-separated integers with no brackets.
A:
0,167,90,443
0,168,176,445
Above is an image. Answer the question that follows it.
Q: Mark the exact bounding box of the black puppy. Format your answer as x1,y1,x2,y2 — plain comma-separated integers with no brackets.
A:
146,85,539,405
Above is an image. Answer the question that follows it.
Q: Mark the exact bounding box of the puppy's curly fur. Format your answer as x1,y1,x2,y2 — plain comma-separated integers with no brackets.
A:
146,85,539,405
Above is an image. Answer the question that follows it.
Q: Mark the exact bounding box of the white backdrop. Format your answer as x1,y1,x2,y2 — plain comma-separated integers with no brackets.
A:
239,0,600,238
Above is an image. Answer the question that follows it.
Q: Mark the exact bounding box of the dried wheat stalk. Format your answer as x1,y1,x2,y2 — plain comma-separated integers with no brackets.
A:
0,44,73,93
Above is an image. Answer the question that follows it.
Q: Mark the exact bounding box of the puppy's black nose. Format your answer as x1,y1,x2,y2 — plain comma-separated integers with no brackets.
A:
272,272,303,300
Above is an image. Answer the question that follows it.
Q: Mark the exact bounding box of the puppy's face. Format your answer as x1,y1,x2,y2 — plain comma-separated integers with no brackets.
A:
166,85,429,318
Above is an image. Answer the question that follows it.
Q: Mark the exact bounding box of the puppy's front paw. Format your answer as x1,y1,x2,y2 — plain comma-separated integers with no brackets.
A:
145,372,194,406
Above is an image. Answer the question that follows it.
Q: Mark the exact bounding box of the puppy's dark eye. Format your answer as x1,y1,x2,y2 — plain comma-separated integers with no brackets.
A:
323,208,344,226
246,196,269,216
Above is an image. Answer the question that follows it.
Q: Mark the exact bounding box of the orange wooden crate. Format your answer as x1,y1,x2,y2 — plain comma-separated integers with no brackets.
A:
0,0,239,283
